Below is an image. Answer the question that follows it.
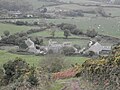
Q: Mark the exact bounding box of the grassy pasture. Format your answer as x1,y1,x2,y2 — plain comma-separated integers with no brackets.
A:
45,17,120,38
104,8,120,16
1,15,120,39
2,16,120,38
0,23,36,35
30,29,81,38
60,0,100,4
0,50,87,67
26,0,56,9
46,4,98,11
30,29,90,47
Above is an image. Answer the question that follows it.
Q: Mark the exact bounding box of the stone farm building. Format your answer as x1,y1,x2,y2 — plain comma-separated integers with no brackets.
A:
84,41,111,54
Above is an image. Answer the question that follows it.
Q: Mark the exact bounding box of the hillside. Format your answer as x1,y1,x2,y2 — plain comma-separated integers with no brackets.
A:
0,0,33,11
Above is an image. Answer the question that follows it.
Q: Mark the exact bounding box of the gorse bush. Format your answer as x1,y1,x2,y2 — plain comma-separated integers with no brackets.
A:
2,57,29,85
0,57,52,90
75,44,120,90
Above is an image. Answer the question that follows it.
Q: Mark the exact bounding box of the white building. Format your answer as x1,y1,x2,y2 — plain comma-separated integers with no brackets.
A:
85,41,111,54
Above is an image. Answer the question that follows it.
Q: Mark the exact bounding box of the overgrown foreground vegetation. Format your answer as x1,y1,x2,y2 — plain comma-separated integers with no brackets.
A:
53,44,120,90
0,44,120,90
78,44,120,90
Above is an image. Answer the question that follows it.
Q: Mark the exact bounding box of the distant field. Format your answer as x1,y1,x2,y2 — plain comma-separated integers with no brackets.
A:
0,50,87,67
26,0,56,9
1,16,120,38
104,8,120,16
60,0,101,4
30,29,80,38
30,29,90,47
47,3,120,16
0,23,34,35
41,17,120,38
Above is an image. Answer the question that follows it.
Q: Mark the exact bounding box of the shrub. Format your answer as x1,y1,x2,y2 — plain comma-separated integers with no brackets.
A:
64,29,71,38
18,36,28,49
3,31,10,36
62,24,76,31
27,66,39,86
19,32,27,37
61,46,75,56
88,51,96,57
33,22,38,25
71,29,83,35
76,44,120,90
2,57,29,85
40,54,66,73
16,21,25,25
86,29,98,38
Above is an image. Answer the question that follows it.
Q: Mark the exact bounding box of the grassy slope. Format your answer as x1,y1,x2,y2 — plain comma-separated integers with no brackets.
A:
14,16,120,38
26,0,55,9
45,17,120,38
60,0,98,3
0,50,87,67
0,23,33,35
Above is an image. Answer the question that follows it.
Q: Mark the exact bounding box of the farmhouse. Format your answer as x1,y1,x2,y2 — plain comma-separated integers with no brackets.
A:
25,38,46,54
84,41,111,54
48,39,64,53
48,39,78,53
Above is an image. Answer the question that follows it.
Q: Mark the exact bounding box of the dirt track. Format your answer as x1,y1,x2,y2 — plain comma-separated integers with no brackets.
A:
61,79,95,90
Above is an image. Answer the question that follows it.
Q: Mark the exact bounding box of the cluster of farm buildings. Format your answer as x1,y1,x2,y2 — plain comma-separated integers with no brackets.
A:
25,38,111,56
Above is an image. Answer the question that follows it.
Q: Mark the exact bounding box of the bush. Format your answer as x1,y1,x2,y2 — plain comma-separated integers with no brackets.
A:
86,29,98,38
40,54,66,73
76,44,120,90
27,66,39,86
64,11,84,17
61,46,75,56
2,57,29,85
29,37,44,45
57,23,84,35
33,22,38,25
18,36,28,49
71,29,83,35
3,31,10,36
62,24,76,31
16,21,25,25
19,32,27,37
64,29,71,38
0,57,52,89
88,51,96,57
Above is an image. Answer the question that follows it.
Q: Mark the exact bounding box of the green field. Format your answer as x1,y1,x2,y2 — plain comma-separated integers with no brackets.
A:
60,0,100,4
7,16,120,38
30,29,90,47
0,23,36,35
30,29,81,38
45,17,120,38
0,50,87,67
26,0,56,9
